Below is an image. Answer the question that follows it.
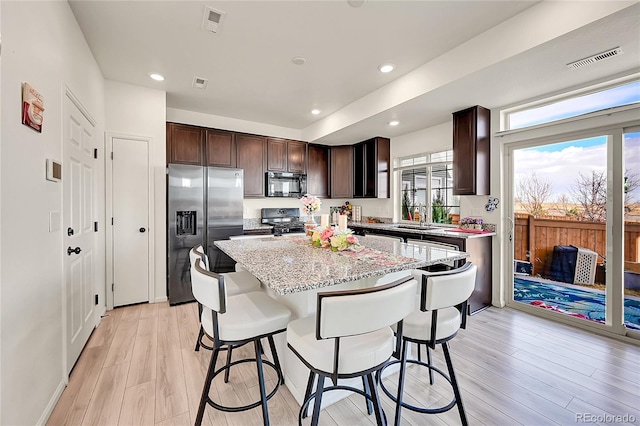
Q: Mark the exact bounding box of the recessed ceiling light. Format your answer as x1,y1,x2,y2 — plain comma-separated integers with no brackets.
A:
292,57,307,65
388,120,400,126
378,64,395,73
311,109,321,115
149,73,165,81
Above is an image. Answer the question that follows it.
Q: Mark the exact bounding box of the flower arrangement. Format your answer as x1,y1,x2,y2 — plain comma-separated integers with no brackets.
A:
460,217,483,229
311,226,360,251
300,194,321,214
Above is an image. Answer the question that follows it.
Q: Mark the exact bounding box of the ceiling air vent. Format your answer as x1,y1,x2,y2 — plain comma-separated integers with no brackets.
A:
201,6,226,34
566,47,623,70
192,77,208,89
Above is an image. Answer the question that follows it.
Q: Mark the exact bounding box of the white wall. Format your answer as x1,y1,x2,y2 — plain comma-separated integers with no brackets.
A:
105,80,167,302
167,107,302,141
0,2,105,424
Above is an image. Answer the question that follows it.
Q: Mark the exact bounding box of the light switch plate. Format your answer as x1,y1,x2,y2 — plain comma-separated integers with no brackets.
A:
49,211,61,232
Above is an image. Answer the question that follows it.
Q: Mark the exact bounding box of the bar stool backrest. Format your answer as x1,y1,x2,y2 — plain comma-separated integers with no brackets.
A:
191,258,227,314
190,245,210,270
316,276,417,340
418,263,477,312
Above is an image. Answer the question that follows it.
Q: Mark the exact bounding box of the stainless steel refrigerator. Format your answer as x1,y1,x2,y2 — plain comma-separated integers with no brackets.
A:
167,165,244,305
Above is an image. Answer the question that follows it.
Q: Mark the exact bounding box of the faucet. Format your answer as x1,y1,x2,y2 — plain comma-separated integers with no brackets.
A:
419,204,427,227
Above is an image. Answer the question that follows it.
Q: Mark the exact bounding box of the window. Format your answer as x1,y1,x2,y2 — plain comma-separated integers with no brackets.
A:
503,79,640,131
395,150,460,224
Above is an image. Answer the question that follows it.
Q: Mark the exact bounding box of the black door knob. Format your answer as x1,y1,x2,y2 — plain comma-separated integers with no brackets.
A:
67,246,82,256
67,227,74,236
139,227,146,233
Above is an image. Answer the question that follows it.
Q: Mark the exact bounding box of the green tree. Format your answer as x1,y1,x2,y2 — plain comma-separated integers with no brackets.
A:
401,185,412,220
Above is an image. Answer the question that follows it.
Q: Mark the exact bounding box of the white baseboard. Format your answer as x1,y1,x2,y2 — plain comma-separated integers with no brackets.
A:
37,379,66,425
154,296,168,303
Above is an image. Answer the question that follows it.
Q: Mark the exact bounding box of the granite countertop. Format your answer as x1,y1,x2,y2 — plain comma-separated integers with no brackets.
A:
350,222,496,239
215,235,469,295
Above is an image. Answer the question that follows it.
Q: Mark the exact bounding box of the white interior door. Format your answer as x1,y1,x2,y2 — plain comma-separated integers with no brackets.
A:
112,137,150,307
64,94,97,374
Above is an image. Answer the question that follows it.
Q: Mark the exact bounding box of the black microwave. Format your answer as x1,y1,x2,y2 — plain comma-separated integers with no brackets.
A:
265,172,307,197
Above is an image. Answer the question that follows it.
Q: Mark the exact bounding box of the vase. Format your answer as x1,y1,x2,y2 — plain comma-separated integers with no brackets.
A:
305,213,317,236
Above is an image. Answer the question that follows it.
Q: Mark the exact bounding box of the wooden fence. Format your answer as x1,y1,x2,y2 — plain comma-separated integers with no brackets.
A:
514,214,640,280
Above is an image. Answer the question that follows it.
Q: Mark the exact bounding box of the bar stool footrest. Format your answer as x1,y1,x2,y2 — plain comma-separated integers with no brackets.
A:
205,357,282,413
378,359,457,414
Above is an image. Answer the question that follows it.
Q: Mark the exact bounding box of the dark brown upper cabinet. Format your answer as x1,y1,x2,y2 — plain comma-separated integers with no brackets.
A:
307,144,330,198
330,145,353,199
205,129,236,167
353,137,390,198
266,138,307,173
287,140,307,173
453,105,490,195
236,134,266,197
167,123,203,165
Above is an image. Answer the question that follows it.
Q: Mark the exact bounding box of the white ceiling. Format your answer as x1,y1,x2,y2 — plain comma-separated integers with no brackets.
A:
68,1,640,145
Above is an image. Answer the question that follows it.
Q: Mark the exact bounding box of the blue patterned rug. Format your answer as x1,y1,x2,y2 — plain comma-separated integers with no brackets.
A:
514,276,640,331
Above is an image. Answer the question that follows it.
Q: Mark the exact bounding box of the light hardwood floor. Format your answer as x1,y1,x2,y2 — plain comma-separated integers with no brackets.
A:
47,302,640,425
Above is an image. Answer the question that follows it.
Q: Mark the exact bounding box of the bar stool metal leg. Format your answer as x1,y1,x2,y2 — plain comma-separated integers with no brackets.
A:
196,347,220,425
443,342,468,426
394,340,409,426
301,371,316,419
426,345,434,385
254,339,270,426
310,374,326,426
362,376,374,415
267,336,284,385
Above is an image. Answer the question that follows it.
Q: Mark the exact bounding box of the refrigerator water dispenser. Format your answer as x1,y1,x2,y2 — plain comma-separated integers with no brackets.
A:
176,211,197,235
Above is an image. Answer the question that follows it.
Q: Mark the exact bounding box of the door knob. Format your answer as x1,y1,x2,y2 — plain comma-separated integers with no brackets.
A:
139,227,146,233
67,246,82,256
67,227,74,236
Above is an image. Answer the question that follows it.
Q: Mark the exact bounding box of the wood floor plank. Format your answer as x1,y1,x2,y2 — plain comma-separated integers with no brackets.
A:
139,302,160,319
157,302,182,359
127,315,159,388
48,304,640,426
118,381,155,426
47,345,110,425
154,411,191,426
180,348,218,426
104,315,139,367
155,346,190,423
86,309,122,349
175,303,200,350
81,362,129,426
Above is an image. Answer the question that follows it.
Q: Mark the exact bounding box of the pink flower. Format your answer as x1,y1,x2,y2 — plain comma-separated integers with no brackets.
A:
321,228,334,240
346,235,359,244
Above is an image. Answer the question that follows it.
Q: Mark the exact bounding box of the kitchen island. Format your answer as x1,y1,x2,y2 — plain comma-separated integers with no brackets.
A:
215,235,469,407
351,222,494,314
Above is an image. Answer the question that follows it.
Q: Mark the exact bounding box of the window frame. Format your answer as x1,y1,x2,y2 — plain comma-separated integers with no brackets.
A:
499,74,640,132
394,150,459,224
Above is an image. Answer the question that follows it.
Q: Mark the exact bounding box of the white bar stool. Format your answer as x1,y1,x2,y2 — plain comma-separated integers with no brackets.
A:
286,275,418,426
378,262,477,426
189,245,263,383
191,258,291,426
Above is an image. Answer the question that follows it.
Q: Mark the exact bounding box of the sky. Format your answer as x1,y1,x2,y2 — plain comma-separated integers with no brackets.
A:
514,132,640,201
510,80,640,129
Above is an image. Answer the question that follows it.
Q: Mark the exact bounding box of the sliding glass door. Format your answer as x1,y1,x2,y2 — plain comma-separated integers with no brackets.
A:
506,125,639,337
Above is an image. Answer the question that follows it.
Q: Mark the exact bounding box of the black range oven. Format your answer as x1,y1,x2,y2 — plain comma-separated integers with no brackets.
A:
261,208,305,236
